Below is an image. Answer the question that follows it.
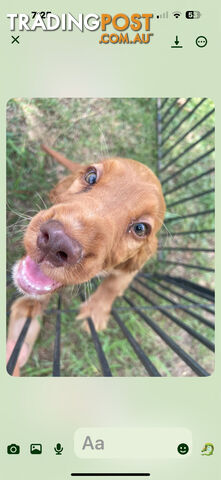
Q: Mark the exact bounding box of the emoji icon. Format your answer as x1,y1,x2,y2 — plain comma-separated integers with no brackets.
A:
177,443,189,455
201,443,214,456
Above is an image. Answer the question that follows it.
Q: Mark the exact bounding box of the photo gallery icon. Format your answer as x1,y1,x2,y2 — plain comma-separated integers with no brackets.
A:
30,444,42,455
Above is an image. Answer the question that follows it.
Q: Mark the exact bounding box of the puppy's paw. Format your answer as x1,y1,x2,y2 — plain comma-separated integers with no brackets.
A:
6,339,30,373
76,299,110,333
7,295,49,373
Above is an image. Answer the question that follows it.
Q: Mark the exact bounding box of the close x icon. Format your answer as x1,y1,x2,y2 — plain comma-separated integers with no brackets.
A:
11,35,19,44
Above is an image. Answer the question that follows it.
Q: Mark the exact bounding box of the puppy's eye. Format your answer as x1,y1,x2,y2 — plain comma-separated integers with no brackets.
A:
85,169,97,185
132,223,151,237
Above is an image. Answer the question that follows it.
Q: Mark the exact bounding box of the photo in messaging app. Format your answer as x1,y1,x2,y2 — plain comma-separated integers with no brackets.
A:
1,1,220,480
6,98,214,378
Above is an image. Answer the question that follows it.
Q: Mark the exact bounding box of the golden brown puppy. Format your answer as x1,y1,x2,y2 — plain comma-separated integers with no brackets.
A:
7,146,166,375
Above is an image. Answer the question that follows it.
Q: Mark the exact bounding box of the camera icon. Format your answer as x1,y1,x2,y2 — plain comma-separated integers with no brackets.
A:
7,444,20,454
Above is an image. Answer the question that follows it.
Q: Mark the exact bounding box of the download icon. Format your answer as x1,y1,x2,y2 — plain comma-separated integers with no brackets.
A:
171,35,183,48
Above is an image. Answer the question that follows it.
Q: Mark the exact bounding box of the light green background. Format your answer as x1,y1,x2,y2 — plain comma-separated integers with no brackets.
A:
1,1,220,479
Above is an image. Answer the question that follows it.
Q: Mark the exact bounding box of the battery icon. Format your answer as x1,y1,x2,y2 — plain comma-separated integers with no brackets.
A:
186,11,201,19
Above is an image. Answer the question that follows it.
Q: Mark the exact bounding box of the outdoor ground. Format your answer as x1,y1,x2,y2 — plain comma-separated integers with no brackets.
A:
7,98,215,377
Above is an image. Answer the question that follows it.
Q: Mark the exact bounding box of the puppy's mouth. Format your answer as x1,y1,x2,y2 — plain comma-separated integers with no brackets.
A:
13,255,62,296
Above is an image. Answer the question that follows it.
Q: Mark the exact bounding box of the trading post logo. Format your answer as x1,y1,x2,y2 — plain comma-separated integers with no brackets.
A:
99,13,153,44
6,12,153,45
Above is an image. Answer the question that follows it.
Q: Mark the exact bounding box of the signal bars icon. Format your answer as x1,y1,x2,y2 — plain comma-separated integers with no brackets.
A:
156,12,168,19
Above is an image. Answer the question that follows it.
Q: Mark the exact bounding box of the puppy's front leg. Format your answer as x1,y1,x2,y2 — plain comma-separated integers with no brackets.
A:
77,270,137,332
7,295,51,376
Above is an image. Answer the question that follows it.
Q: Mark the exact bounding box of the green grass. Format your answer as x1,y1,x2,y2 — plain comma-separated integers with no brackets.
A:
7,98,214,377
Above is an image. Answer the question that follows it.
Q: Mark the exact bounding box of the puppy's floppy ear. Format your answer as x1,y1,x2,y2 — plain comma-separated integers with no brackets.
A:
42,144,82,204
49,175,75,204
42,144,81,173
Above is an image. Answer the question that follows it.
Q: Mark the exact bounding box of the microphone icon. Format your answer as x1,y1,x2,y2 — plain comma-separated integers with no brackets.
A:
54,443,63,455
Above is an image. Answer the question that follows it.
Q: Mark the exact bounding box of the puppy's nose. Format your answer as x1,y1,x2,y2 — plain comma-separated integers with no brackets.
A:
37,220,82,267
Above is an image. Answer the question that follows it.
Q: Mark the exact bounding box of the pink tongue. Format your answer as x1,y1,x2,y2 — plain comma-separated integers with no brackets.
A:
25,256,55,287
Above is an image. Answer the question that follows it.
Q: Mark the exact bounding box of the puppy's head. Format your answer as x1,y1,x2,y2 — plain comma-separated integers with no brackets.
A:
13,158,165,297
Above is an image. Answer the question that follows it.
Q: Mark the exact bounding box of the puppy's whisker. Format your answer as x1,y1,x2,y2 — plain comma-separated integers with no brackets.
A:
7,221,28,231
7,210,32,221
34,192,48,209
156,213,176,250
161,221,173,240
83,283,87,302
34,203,42,212
155,213,173,240
99,127,109,158
7,202,32,215
86,282,90,301
86,280,92,298
70,283,80,298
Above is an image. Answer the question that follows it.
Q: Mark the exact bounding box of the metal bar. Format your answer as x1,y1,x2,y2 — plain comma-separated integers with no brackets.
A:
131,285,214,352
161,99,178,121
161,108,215,158
123,295,209,376
115,303,212,312
158,247,215,252
166,188,214,208
79,293,112,376
161,98,206,146
157,99,162,163
160,98,168,109
164,167,214,196
147,274,214,302
86,318,112,377
159,128,215,173
165,209,215,223
157,260,214,272
136,277,214,328
157,98,164,264
139,274,214,321
160,228,214,237
7,316,32,375
157,98,162,159
53,295,61,377
111,309,161,376
45,303,213,314
161,99,191,133
157,98,163,263
161,148,214,185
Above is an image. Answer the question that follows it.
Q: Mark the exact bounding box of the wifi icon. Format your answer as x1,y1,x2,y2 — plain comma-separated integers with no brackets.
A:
173,11,182,18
